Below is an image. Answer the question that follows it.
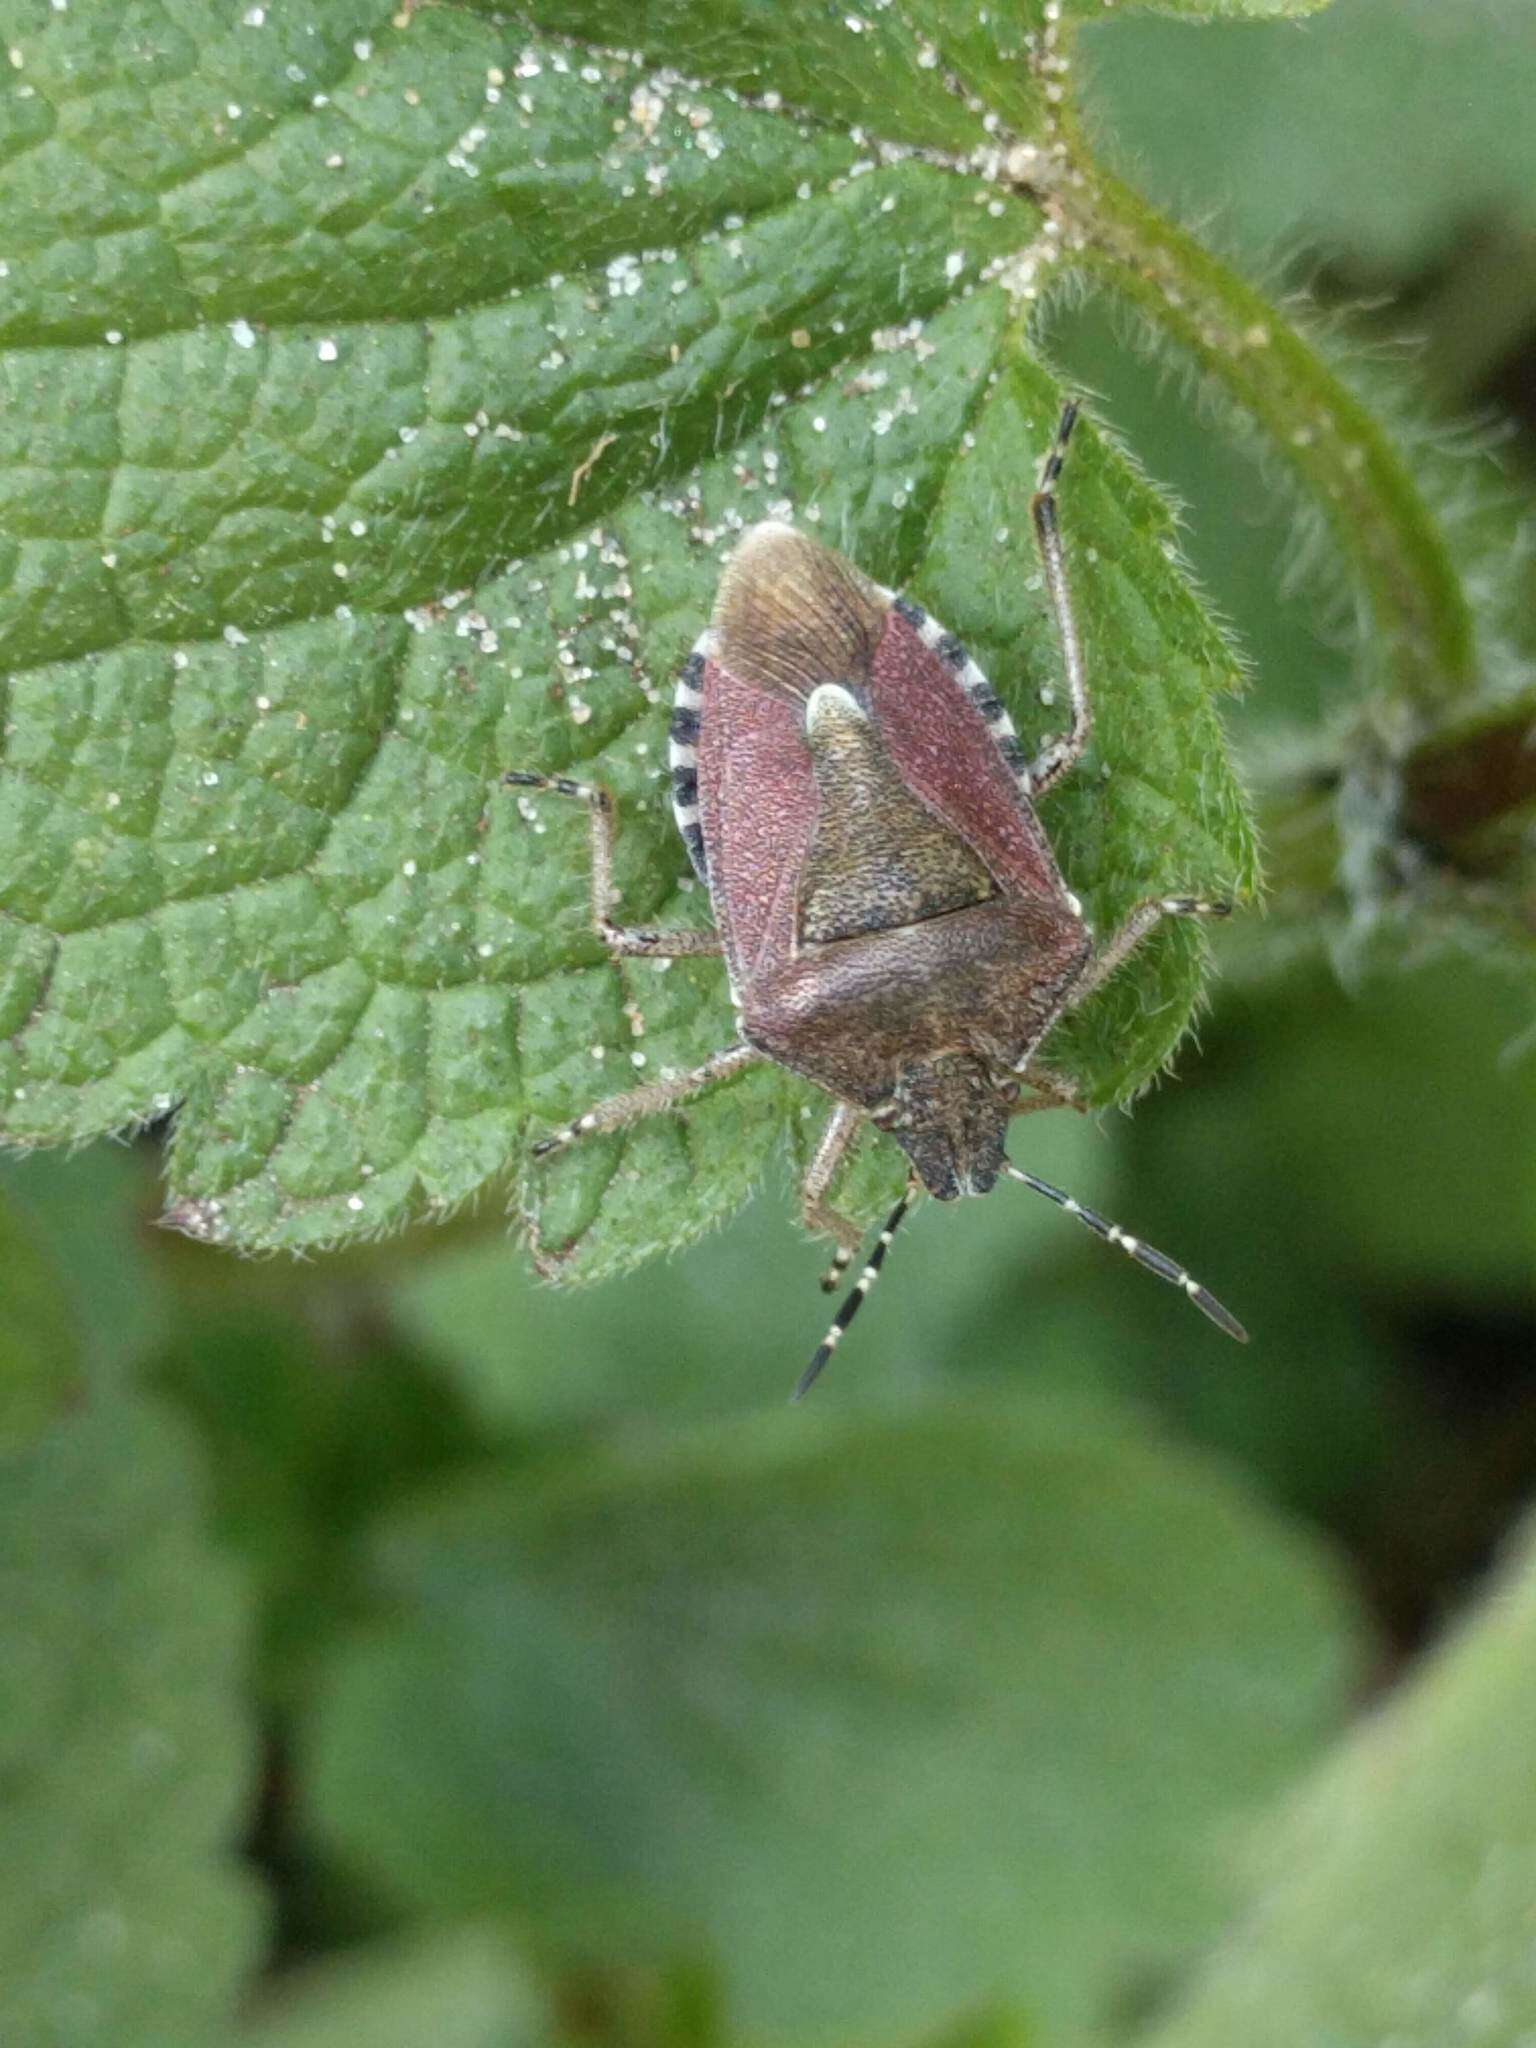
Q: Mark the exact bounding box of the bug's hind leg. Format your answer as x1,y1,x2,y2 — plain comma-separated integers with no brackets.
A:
1008,1065,1086,1110
1070,895,1233,1008
530,1042,762,1159
503,771,722,958
1027,400,1093,799
799,1102,868,1293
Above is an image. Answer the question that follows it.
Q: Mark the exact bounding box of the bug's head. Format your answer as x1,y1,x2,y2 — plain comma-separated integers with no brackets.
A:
873,1052,1016,1200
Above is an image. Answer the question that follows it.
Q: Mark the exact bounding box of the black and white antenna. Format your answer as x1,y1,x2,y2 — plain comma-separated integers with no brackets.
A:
1005,1163,1247,1341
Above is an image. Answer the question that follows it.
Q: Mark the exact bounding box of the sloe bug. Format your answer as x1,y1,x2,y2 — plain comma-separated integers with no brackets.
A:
508,401,1245,1396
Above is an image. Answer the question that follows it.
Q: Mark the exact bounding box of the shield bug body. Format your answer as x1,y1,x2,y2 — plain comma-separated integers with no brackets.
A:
508,402,1245,1396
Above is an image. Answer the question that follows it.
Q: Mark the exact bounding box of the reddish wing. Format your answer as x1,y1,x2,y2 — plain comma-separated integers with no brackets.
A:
697,665,814,986
693,523,1072,987
697,524,885,986
868,605,1072,905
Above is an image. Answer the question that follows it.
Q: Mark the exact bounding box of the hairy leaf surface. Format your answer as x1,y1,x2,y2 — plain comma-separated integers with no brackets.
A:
0,0,1255,1266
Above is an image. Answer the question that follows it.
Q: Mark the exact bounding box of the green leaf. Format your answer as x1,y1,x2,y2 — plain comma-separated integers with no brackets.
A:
486,0,1035,145
239,1927,553,2048
0,1185,80,1450
0,1,1254,1272
1081,0,1534,279
1144,1512,1536,2048
1085,0,1334,17
915,349,1253,1104
0,1391,263,2047
151,1301,482,1710
1174,952,1536,1300
0,1140,174,1385
307,1399,1360,2047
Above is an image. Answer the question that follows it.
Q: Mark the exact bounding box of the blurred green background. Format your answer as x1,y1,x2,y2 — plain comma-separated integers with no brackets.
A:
5,2,1536,2044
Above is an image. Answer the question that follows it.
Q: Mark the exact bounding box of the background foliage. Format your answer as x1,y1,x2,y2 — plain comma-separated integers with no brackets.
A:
3,1,1536,2045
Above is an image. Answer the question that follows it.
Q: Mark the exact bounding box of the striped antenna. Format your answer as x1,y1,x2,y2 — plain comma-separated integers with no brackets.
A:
1005,1164,1247,1342
794,1184,917,1402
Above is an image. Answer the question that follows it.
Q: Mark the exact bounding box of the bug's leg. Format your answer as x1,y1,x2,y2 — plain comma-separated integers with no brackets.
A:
799,1102,868,1293
1069,895,1232,1007
1027,400,1093,799
502,771,723,958
1008,1064,1085,1111
529,1041,762,1159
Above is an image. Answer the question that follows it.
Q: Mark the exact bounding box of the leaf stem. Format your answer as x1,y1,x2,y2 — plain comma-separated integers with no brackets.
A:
1008,21,1478,715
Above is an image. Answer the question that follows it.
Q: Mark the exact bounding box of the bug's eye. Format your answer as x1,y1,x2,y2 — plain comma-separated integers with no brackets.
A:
996,1076,1022,1105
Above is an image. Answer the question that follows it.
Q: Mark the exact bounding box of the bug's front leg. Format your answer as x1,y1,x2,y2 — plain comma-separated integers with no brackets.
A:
1070,895,1233,1007
1027,400,1093,798
530,1041,763,1159
799,1101,869,1292
502,771,723,959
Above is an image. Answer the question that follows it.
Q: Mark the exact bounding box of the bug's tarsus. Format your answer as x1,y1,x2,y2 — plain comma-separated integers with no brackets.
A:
1070,892,1233,1005
794,1184,918,1401
1160,895,1232,918
1038,397,1079,491
1027,399,1092,798
1004,1163,1247,1342
503,768,605,807
817,1249,855,1294
800,1102,867,1291
529,1042,762,1158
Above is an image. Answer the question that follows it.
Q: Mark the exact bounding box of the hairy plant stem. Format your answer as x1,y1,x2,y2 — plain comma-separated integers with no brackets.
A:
1001,18,1478,722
